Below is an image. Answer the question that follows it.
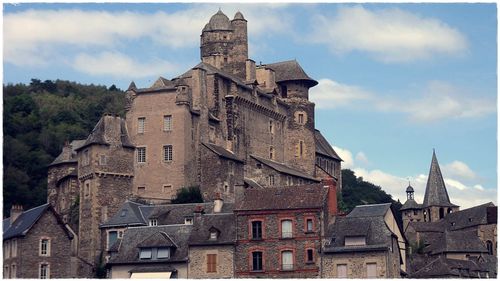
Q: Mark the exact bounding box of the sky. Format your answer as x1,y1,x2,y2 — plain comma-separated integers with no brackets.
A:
3,3,497,208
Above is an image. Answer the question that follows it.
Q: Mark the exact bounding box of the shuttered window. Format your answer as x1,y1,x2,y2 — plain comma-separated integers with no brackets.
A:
337,264,347,278
367,263,377,278
207,254,217,273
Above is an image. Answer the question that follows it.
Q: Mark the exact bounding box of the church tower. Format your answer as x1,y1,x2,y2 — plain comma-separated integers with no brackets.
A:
400,184,423,229
421,150,459,222
75,114,135,277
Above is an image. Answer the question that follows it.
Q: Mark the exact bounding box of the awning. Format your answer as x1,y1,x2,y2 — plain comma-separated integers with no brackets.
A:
130,271,172,279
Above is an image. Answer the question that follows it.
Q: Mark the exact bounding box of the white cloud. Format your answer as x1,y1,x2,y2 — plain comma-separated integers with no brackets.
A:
72,51,178,78
310,79,372,108
473,184,485,191
444,178,468,191
311,5,467,62
4,5,291,68
442,160,476,181
355,152,370,166
333,146,354,169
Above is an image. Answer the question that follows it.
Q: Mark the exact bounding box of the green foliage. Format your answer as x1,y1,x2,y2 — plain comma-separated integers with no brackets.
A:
341,169,403,226
410,238,426,254
95,251,107,278
171,186,203,204
3,79,125,215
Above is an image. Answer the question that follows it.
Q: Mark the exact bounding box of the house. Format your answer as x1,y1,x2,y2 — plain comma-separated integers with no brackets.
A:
322,203,406,278
3,204,77,278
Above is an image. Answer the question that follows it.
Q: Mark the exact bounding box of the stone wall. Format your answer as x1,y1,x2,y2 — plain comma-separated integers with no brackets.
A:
188,245,234,278
322,251,390,278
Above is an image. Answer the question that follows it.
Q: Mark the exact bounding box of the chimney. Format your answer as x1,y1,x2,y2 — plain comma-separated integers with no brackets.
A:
322,178,338,218
10,204,24,224
246,59,256,82
213,193,224,213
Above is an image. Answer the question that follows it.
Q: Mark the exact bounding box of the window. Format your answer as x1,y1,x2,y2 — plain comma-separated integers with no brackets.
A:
149,219,158,226
82,149,90,166
139,248,152,259
99,155,106,166
207,254,217,273
4,241,10,259
251,221,262,240
11,239,17,257
269,120,274,134
137,147,146,163
487,240,494,255
367,263,377,278
268,175,275,186
209,126,216,143
306,249,314,263
138,117,146,133
10,264,16,278
137,186,145,195
120,209,128,217
163,115,172,131
84,182,90,197
345,236,366,246
118,231,124,238
281,250,293,270
306,219,314,232
229,162,234,175
185,218,193,225
299,141,304,157
163,145,173,162
281,220,293,238
210,231,218,240
286,176,292,186
163,185,172,195
108,231,118,249
4,266,9,279
337,264,347,278
39,264,49,279
252,251,263,271
40,239,50,256
298,113,304,124
157,248,170,259
281,85,287,98
269,147,274,160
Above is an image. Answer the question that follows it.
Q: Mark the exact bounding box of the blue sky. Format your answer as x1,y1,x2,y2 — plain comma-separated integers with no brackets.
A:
3,3,497,208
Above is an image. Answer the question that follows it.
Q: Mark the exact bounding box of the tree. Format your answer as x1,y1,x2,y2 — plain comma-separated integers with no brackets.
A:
171,186,203,204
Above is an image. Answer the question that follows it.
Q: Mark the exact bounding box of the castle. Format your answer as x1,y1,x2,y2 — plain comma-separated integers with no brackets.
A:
2,10,496,279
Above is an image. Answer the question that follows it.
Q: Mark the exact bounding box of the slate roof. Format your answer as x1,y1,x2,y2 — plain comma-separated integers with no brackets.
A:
265,60,318,87
175,62,250,90
324,206,395,254
204,9,232,31
400,198,422,211
189,213,235,246
411,255,487,278
129,265,178,273
49,139,86,166
250,155,319,182
444,202,496,231
150,77,174,89
347,203,392,218
244,178,263,189
408,221,445,233
101,200,153,228
314,130,342,161
108,225,192,265
137,232,177,248
77,115,135,151
235,184,327,211
422,151,457,208
3,204,73,240
423,229,488,255
202,142,244,163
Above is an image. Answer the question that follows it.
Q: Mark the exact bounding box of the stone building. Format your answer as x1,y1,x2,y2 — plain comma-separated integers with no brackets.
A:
233,183,336,278
322,203,406,278
2,204,77,278
124,9,341,203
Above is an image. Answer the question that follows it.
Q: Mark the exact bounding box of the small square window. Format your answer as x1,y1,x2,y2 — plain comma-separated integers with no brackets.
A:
149,219,158,226
137,186,146,195
210,231,218,240
185,218,193,225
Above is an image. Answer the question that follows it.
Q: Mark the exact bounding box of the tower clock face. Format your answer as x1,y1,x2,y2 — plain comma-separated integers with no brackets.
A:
294,110,307,125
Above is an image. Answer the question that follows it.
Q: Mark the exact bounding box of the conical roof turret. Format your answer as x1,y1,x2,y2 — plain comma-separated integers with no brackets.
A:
205,9,232,31
422,150,457,208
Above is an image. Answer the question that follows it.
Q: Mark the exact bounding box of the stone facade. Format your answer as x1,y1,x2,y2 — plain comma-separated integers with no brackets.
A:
188,245,234,278
323,252,396,278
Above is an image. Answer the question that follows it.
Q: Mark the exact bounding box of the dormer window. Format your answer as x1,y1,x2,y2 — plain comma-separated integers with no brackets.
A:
139,247,170,260
185,217,193,225
210,231,218,240
149,219,158,226
345,236,366,246
139,248,152,259
157,247,170,259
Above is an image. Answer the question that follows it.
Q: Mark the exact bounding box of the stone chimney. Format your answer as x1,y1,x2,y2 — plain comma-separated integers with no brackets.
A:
322,178,338,218
213,193,224,213
10,204,24,224
246,59,256,82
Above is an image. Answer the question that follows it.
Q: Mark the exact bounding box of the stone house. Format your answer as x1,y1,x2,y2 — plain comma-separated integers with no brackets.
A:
2,204,77,278
233,183,337,278
322,203,405,278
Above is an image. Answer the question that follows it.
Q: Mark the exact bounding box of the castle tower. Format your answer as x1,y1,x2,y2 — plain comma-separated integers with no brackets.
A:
421,150,459,222
200,10,248,80
400,184,423,229
75,114,135,277
266,60,319,174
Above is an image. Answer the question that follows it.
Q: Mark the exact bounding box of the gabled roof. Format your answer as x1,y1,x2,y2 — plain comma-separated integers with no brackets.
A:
175,62,250,90
314,130,342,161
150,77,174,89
411,255,487,278
235,184,327,211
3,204,73,240
49,139,86,166
422,229,488,255
244,178,263,189
265,60,318,87
202,142,244,163
188,213,235,246
347,203,392,218
444,202,496,231
108,225,192,265
422,151,457,208
76,115,135,151
250,155,319,182
101,200,153,228
137,232,177,248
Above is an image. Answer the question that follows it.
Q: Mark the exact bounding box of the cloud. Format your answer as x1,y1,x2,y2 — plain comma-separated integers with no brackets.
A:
4,5,291,69
355,152,370,166
310,5,467,62
310,79,372,108
335,145,496,209
72,51,178,79
442,160,476,181
333,146,354,169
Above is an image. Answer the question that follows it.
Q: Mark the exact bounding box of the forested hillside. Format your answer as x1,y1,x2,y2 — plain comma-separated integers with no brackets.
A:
3,79,126,215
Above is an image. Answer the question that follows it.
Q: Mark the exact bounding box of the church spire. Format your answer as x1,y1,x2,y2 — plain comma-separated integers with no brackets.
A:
422,150,456,208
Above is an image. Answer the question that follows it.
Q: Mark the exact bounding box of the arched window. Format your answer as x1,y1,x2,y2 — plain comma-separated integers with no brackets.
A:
447,208,452,214
487,240,493,255
439,208,444,219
